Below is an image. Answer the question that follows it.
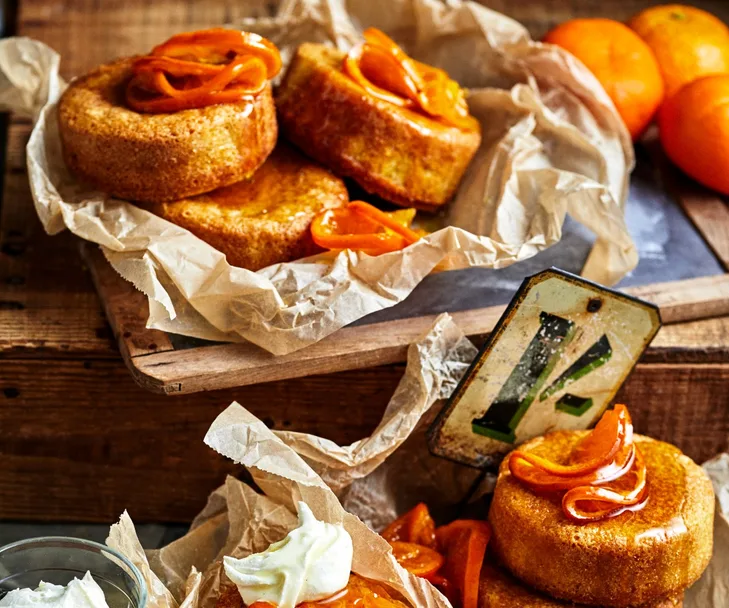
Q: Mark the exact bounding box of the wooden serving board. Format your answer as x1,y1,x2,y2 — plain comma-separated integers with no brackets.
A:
82,148,729,395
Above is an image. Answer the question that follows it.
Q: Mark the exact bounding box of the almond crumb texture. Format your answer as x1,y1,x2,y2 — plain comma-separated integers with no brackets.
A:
489,432,714,607
58,57,277,203
146,144,348,271
276,43,482,210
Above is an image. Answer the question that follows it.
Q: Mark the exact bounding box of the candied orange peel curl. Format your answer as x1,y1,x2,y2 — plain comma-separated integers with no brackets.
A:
344,28,478,131
310,200,422,256
126,28,281,113
508,404,649,523
382,502,437,548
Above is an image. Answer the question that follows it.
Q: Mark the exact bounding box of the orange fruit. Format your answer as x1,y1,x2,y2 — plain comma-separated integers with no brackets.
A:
629,5,729,99
544,19,664,140
388,541,444,580
659,73,729,194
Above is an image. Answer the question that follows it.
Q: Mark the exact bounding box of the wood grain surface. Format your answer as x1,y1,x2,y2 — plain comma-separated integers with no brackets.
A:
2,0,729,522
0,359,400,521
0,122,118,359
85,239,729,394
0,357,727,521
14,1,729,79
676,187,729,271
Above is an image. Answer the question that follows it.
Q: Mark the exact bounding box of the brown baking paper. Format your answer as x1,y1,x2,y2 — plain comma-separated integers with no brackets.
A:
0,0,637,355
275,313,479,495
103,316,726,608
101,315,474,608
106,511,179,608
106,416,456,608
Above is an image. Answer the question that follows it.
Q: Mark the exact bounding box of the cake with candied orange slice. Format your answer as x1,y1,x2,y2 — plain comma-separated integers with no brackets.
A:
275,29,481,210
479,564,684,608
58,29,280,203
488,405,714,608
146,144,348,270
215,574,410,608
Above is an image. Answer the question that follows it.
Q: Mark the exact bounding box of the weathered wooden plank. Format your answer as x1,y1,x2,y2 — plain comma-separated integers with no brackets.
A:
15,1,729,78
0,356,398,521
675,188,729,271
17,0,272,79
0,357,726,521
0,127,117,357
0,453,238,523
130,307,500,395
0,358,395,439
112,273,729,394
615,363,729,464
648,316,729,363
0,303,115,357
628,275,729,323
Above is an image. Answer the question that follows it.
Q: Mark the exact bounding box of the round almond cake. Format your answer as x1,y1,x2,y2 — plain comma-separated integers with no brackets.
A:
489,432,714,607
58,57,277,203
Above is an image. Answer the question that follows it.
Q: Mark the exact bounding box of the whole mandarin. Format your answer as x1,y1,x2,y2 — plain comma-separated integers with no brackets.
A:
544,18,664,140
629,5,729,98
659,73,729,195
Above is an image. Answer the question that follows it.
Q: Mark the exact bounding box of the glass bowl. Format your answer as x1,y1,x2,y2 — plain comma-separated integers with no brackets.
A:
0,537,147,608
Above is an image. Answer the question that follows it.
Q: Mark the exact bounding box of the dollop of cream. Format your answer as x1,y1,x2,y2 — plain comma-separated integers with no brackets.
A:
224,502,353,608
0,572,110,608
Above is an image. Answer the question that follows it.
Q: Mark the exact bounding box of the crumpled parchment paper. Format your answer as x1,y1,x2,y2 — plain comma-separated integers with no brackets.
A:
0,0,637,355
274,313,479,495
108,406,455,608
103,315,725,608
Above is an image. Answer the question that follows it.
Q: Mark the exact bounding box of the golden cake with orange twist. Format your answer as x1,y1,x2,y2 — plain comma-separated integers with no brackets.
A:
58,29,280,203
489,412,714,607
276,31,482,210
146,144,348,270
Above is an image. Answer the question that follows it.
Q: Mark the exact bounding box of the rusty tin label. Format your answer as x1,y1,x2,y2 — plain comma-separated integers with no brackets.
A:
428,268,661,469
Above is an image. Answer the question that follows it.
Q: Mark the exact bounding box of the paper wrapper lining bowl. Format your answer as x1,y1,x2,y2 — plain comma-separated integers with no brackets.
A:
0,0,636,354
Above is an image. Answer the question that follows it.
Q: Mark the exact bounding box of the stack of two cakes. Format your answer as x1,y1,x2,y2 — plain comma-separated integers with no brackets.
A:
481,430,715,608
57,49,349,272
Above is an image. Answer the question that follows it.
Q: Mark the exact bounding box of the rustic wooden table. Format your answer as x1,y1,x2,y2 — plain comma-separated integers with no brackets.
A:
2,0,729,524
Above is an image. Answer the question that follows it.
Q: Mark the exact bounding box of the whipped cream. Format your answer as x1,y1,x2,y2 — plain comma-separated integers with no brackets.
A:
0,572,110,608
224,502,353,608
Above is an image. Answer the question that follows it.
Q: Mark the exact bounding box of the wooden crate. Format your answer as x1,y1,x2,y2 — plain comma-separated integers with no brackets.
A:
1,0,729,523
